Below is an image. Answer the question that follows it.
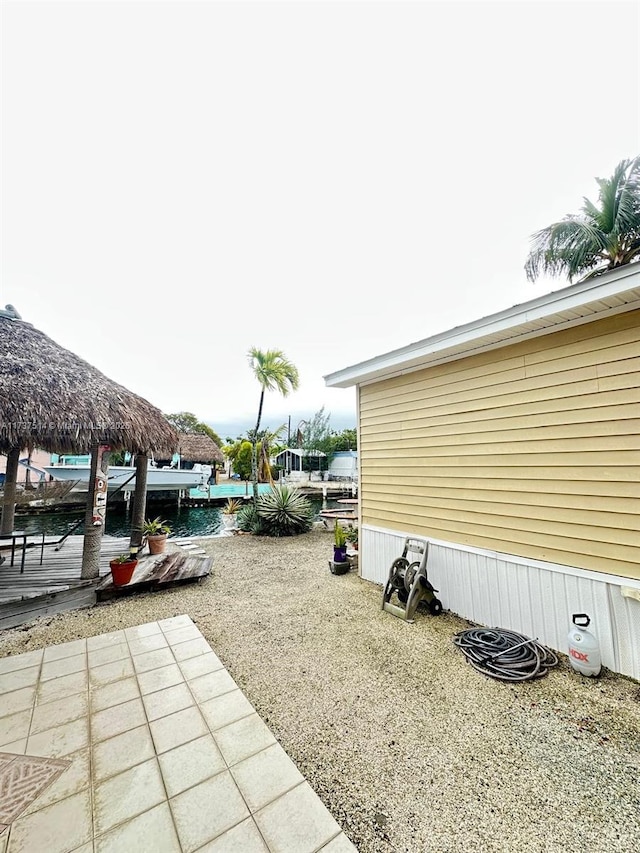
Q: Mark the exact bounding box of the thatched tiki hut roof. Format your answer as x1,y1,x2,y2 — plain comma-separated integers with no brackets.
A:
178,433,224,465
0,309,179,575
0,313,178,456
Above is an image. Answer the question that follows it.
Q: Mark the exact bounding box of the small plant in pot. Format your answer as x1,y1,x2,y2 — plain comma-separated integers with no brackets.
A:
109,553,138,587
221,498,243,530
333,521,348,563
346,527,358,550
142,517,171,555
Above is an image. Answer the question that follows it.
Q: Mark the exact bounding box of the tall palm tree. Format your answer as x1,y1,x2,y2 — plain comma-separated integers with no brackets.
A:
525,156,640,283
248,348,299,503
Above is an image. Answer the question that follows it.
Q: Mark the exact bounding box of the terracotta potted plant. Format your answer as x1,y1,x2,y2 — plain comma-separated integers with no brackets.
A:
143,517,171,555
109,553,138,586
221,498,242,530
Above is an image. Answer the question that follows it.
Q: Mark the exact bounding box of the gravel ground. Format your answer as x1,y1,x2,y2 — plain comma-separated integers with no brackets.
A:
1,529,639,852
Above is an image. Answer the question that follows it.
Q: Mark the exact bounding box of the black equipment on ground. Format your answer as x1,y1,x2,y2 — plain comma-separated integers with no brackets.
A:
382,538,443,622
453,627,559,681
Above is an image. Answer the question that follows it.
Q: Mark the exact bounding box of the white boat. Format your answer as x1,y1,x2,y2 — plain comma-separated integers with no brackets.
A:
44,463,209,493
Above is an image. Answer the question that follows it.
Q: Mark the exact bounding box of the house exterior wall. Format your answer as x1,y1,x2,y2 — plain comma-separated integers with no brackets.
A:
359,525,640,680
355,308,640,678
358,309,640,581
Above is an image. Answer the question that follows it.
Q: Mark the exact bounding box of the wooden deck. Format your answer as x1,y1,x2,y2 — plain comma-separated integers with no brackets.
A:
0,534,212,630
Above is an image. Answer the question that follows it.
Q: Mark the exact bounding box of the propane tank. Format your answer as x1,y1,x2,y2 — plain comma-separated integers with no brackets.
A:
567,614,601,677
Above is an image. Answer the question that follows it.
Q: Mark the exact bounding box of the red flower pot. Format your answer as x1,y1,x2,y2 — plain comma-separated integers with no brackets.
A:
109,558,138,587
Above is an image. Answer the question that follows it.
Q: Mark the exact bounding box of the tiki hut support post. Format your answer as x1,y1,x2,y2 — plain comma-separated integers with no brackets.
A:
0,446,20,535
129,454,148,552
80,443,109,580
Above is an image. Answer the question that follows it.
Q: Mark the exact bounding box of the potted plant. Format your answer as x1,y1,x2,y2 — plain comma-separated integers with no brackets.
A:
109,553,138,586
333,521,348,563
221,498,243,530
142,517,171,555
346,527,358,551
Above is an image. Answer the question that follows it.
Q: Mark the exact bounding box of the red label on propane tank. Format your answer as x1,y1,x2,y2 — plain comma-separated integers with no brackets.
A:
570,648,589,662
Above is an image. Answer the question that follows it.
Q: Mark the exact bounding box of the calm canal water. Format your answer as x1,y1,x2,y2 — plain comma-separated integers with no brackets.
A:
15,496,342,539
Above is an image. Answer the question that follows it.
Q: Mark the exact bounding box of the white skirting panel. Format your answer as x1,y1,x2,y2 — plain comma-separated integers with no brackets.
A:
359,525,640,680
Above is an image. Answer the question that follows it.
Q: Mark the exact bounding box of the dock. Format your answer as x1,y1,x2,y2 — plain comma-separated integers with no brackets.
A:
0,535,211,630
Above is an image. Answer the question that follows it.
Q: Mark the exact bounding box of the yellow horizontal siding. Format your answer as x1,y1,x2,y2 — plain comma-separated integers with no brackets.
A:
359,310,640,579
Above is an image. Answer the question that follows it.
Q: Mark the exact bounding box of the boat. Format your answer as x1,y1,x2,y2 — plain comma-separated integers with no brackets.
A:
44,462,210,493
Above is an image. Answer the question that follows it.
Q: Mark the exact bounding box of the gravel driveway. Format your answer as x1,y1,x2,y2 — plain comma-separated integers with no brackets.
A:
1,529,639,852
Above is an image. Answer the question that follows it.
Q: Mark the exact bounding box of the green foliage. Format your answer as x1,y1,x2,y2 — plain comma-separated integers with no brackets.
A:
248,347,300,502
237,485,313,537
236,503,264,534
334,521,348,547
222,498,243,515
525,157,640,283
111,553,137,564
346,527,358,545
331,428,357,452
142,517,171,536
224,440,253,480
165,412,223,448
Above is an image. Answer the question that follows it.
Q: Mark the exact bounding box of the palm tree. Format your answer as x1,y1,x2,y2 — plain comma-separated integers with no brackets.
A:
248,348,299,503
525,157,640,283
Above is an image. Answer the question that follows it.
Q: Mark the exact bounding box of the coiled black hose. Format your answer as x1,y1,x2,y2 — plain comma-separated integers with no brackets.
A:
453,627,559,682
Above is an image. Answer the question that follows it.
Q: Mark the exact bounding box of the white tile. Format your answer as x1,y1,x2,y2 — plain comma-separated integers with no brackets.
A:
0,666,40,694
188,670,238,705
22,748,91,817
0,687,36,719
95,802,181,853
0,649,43,674
37,670,88,704
171,637,212,662
1,738,26,754
200,689,255,732
254,782,342,853
125,621,162,639
7,789,92,853
163,624,202,646
26,718,89,758
93,757,166,835
92,724,155,782
127,633,169,656
0,710,31,749
132,648,175,674
91,697,147,743
196,818,269,852
149,706,208,754
158,615,194,632
30,692,88,735
158,734,226,797
178,652,224,681
142,682,195,722
89,657,135,687
87,643,130,668
90,676,140,713
87,630,126,650
136,663,184,696
42,638,87,662
231,744,304,812
40,654,86,682
170,772,250,853
213,713,276,767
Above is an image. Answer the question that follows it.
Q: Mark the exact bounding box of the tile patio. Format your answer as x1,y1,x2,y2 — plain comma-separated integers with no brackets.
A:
0,616,357,852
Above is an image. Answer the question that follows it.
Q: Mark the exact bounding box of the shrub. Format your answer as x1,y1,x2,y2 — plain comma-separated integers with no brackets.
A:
242,484,313,537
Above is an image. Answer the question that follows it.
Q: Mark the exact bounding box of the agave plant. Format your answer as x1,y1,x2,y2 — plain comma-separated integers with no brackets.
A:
251,484,314,537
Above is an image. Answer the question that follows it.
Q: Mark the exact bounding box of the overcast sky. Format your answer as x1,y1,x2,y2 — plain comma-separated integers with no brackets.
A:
2,0,639,438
